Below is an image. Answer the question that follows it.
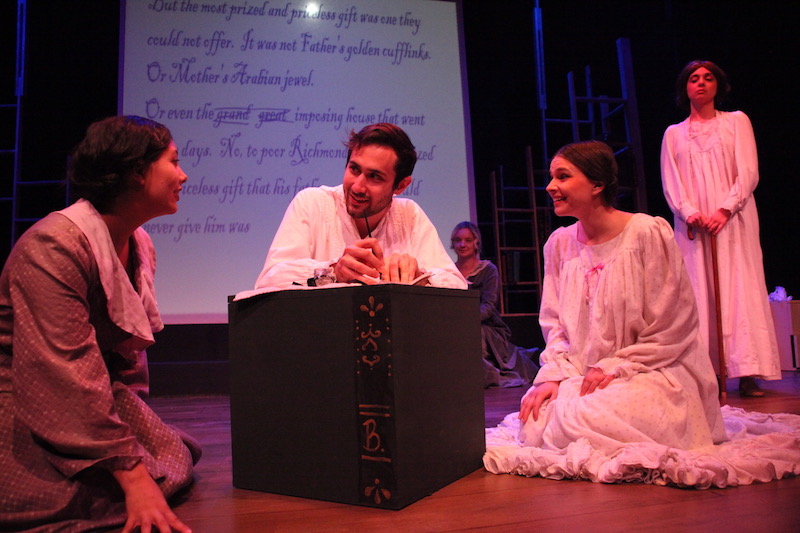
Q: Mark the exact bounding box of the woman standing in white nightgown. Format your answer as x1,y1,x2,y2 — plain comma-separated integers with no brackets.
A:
660,60,780,397
484,141,800,487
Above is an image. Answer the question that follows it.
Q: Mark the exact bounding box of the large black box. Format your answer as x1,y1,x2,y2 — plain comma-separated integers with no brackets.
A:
228,284,485,509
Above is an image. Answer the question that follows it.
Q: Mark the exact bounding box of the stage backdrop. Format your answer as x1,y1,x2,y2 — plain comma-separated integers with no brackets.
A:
120,0,474,323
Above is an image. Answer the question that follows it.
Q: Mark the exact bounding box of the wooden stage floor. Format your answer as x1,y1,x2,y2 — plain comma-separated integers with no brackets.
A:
146,372,800,532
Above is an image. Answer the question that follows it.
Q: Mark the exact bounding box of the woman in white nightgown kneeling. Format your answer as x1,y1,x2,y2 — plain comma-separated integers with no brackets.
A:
484,140,800,488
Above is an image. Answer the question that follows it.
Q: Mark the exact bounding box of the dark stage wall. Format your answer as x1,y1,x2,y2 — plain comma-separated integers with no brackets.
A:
3,1,798,382
462,0,798,297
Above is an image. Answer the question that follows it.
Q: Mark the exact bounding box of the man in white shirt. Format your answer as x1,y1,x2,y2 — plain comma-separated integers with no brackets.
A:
255,123,466,290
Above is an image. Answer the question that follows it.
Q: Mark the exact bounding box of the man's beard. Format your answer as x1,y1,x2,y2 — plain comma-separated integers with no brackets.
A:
346,192,392,219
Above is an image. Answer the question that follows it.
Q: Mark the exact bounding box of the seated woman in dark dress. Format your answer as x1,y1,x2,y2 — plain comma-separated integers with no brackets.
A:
451,221,540,387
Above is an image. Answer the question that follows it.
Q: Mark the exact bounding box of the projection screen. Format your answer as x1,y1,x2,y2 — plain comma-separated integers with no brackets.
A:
121,0,474,322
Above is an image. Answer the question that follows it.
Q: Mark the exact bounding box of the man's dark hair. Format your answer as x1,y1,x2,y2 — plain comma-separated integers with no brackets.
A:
345,123,417,188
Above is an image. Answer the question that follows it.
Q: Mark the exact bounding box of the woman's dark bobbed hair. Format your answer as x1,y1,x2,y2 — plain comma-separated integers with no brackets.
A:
68,116,173,213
